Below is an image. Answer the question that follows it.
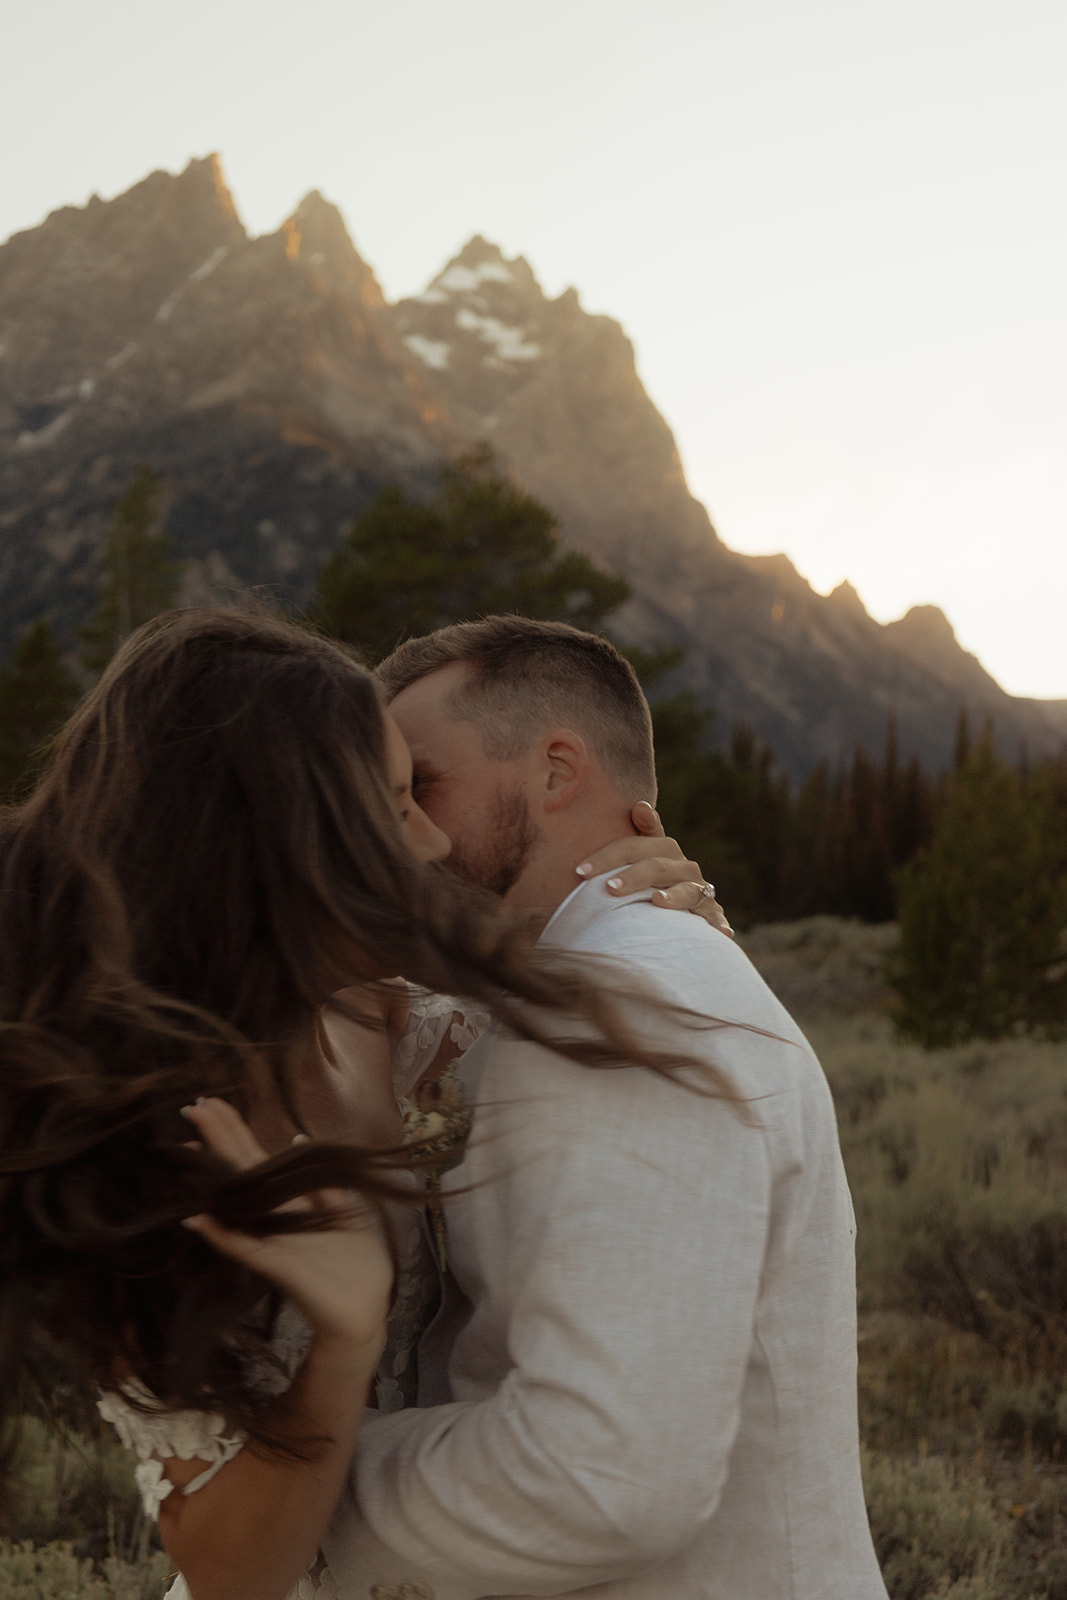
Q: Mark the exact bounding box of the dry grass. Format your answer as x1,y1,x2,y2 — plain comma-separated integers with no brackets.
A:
744,920,1067,1598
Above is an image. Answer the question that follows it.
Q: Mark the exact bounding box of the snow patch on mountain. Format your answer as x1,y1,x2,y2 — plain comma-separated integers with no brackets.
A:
454,308,540,362
403,333,451,371
17,411,72,451
190,245,229,283
155,289,182,324
156,247,230,322
438,260,513,294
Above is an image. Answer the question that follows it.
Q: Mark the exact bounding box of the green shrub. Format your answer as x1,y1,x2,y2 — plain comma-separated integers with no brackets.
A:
0,1539,173,1599
862,1447,1012,1599
811,1016,1067,1371
888,742,1067,1047
1,1416,148,1557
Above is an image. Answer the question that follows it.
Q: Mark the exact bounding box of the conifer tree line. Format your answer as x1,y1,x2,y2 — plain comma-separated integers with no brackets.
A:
0,465,177,802
0,449,1064,1044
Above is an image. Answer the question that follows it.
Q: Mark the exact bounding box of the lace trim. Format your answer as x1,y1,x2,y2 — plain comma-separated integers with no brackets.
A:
391,988,488,1098
96,1384,246,1518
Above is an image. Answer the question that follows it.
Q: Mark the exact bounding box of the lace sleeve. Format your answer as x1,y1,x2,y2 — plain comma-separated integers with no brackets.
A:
391,986,489,1098
96,1383,246,1520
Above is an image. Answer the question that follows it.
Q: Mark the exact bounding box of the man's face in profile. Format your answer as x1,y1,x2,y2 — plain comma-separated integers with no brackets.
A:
389,664,541,898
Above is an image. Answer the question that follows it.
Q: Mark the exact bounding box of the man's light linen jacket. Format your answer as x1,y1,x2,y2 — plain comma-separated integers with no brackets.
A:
324,877,888,1599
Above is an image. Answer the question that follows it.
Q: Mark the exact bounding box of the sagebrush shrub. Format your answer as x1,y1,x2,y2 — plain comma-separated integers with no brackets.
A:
862,1447,1010,1600
0,1539,172,1599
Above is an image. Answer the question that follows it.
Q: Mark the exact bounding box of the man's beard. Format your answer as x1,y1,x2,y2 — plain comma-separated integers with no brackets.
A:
444,784,541,898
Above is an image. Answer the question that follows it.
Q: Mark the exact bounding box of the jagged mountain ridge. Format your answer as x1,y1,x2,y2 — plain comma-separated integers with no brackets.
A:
388,233,1064,771
0,156,1061,776
0,158,457,630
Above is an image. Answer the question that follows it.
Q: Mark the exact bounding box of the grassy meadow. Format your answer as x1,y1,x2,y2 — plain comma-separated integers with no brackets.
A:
742,918,1067,1600
7,915,1067,1597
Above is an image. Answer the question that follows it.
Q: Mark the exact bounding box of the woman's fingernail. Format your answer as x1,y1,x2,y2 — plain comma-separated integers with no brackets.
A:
575,862,592,877
181,1216,203,1231
652,889,669,904
179,1105,197,1120
291,1133,310,1145
607,876,624,890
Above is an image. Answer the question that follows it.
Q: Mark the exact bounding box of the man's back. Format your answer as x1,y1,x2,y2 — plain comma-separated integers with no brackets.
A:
329,878,887,1599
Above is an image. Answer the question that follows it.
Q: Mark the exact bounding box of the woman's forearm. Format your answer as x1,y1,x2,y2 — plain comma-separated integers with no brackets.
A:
159,1330,379,1600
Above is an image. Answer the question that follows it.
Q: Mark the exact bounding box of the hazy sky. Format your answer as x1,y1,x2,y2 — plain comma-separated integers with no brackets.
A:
5,0,1065,696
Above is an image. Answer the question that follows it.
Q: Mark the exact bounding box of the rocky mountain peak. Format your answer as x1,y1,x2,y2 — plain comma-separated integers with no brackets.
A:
0,155,249,423
2,154,1062,781
170,153,245,236
883,603,1001,705
416,236,542,314
393,236,546,383
892,603,957,645
433,234,541,298
828,579,869,615
278,191,385,309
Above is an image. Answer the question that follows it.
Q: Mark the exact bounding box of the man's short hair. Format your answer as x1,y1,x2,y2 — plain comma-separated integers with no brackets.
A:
377,617,657,804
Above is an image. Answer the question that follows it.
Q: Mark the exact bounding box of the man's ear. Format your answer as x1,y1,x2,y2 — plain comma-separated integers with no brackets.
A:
540,730,589,814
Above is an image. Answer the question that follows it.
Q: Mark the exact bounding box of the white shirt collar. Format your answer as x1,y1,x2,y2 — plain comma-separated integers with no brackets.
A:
538,869,650,950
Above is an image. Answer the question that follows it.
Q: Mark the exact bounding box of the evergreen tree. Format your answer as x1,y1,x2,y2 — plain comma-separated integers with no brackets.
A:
835,744,893,921
312,446,629,663
778,760,829,916
80,466,180,673
952,708,972,772
780,717,937,924
648,690,749,913
651,698,790,927
889,736,1067,1046
0,619,80,802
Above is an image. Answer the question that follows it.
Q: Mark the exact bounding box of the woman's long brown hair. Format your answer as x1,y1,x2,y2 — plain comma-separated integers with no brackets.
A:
0,606,740,1465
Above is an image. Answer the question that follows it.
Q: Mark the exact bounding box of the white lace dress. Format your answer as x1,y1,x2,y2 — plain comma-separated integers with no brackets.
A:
98,989,485,1600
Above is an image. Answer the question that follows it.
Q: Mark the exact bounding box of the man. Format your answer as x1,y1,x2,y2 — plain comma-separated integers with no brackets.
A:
322,617,887,1599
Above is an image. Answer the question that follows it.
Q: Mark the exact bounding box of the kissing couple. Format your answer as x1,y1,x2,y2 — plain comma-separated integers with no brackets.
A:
0,608,887,1599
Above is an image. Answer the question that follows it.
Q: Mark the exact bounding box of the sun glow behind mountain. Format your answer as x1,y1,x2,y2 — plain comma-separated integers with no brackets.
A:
1,0,1065,697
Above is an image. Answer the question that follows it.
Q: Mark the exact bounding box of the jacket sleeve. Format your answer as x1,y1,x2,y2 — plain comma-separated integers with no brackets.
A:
324,1027,775,1599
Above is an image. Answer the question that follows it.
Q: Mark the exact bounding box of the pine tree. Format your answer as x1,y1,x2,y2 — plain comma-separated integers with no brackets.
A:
0,619,80,802
651,700,790,927
312,446,630,663
80,466,180,673
889,736,1067,1046
836,745,893,921
648,690,750,913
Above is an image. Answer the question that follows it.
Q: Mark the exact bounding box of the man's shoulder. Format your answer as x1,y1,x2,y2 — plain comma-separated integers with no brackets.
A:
537,876,812,1075
542,875,719,962
543,878,782,1020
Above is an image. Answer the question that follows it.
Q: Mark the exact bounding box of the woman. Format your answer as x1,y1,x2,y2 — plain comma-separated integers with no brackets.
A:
0,607,728,1600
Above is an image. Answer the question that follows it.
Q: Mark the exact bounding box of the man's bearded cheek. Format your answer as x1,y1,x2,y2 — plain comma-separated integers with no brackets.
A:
444,787,540,897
